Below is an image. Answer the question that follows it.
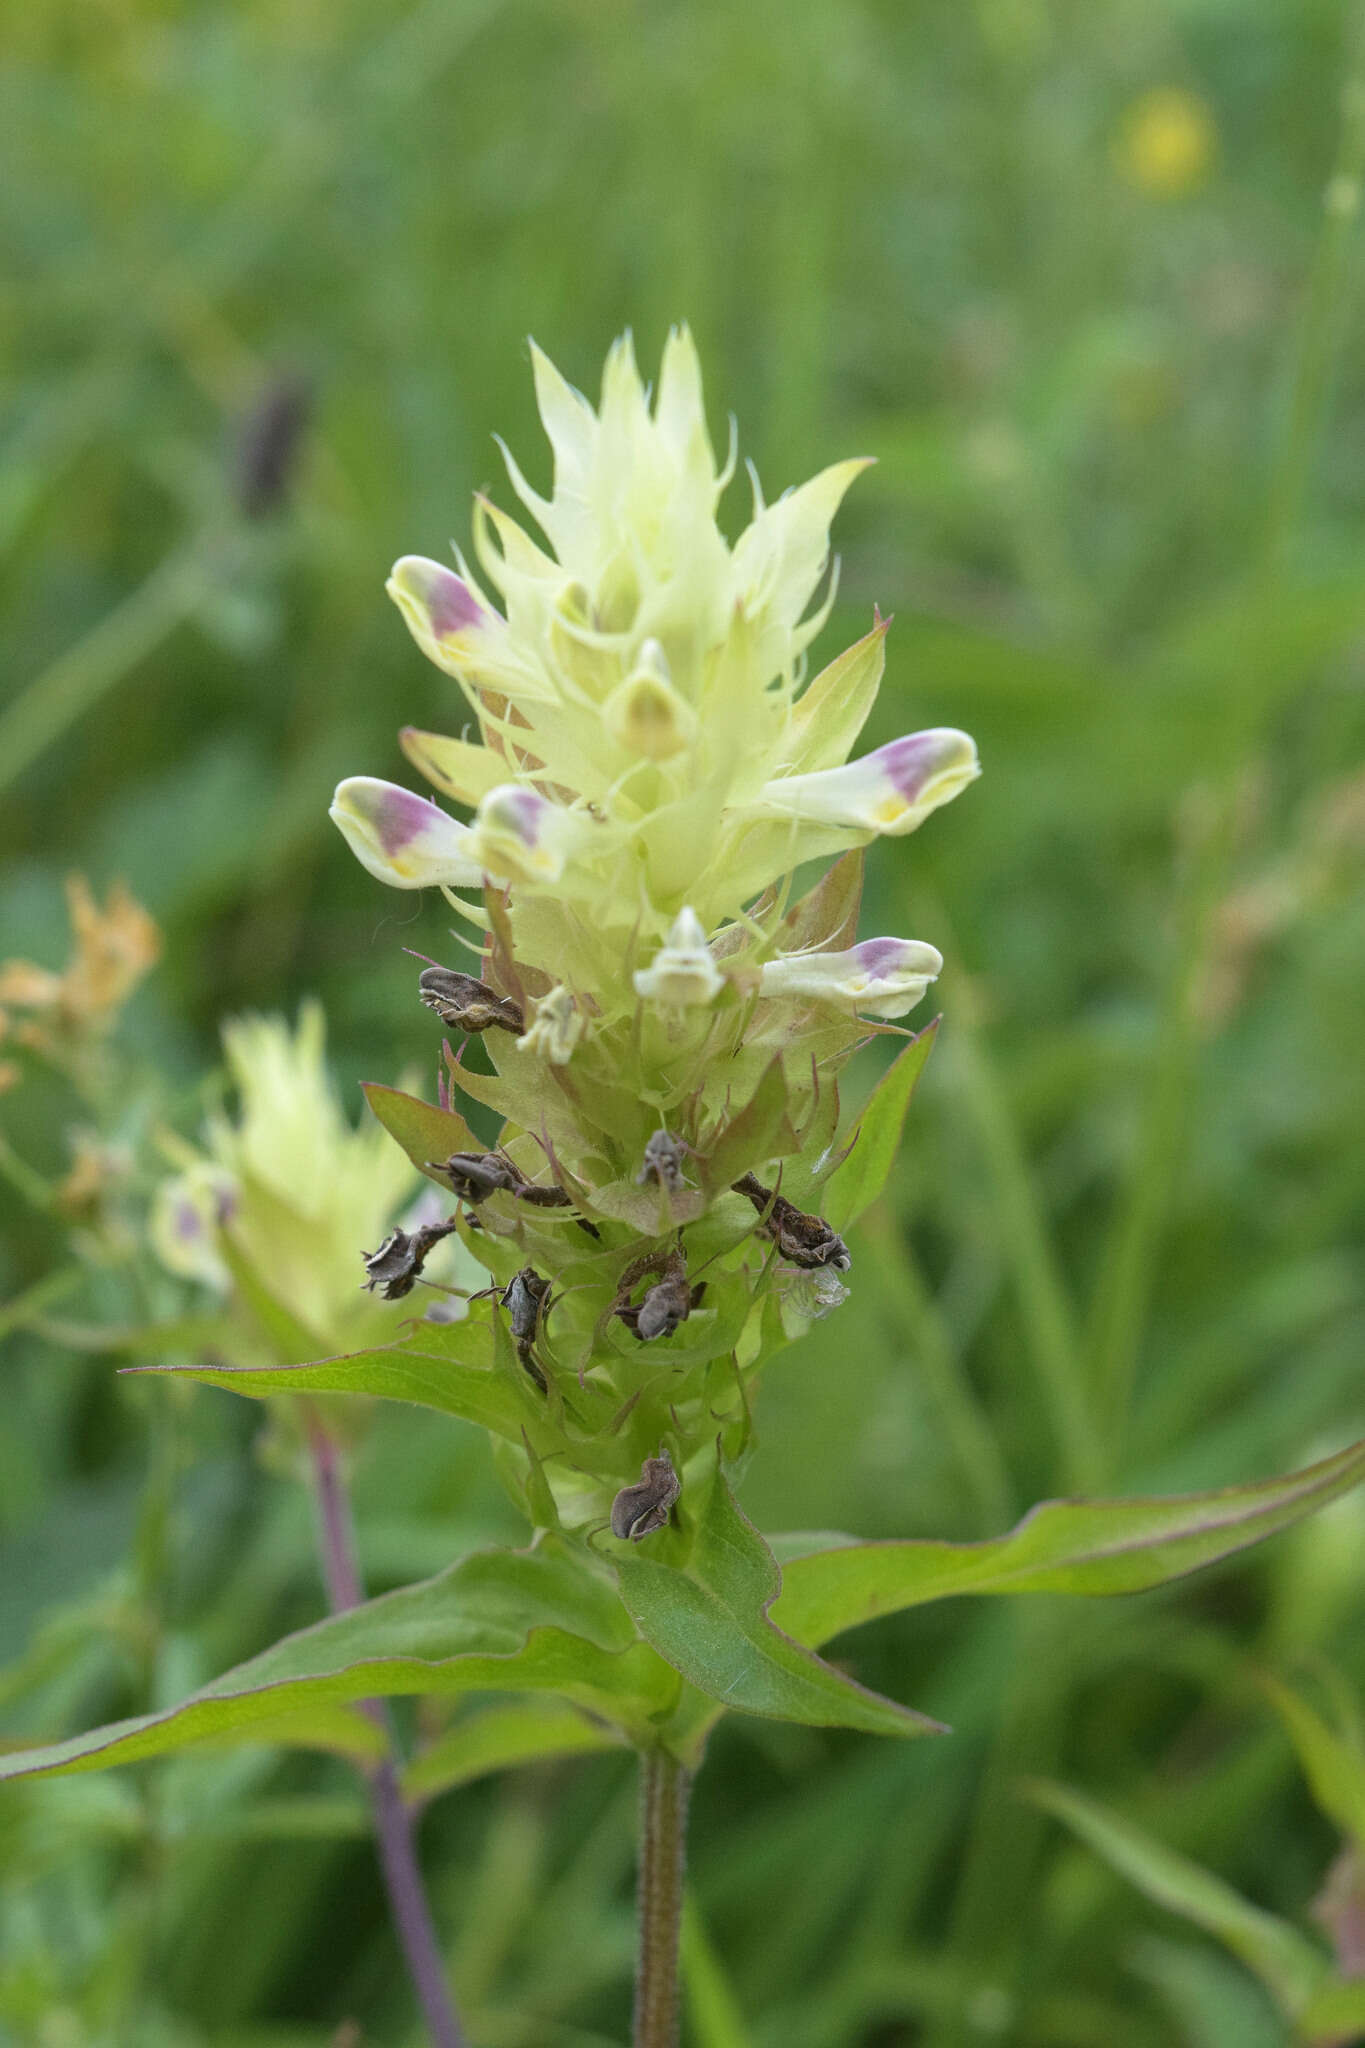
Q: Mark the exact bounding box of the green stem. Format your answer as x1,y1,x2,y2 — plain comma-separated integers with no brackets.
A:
862,1209,1013,1532
635,1749,691,2048
0,537,220,797
940,979,1102,1495
1260,9,1365,575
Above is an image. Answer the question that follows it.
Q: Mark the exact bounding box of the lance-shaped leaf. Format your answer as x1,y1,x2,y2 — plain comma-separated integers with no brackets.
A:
771,1436,1365,1648
786,618,889,775
219,1228,329,1362
615,1473,944,1741
820,1020,937,1231
128,1313,536,1445
0,1701,388,1776
1299,1978,1365,2046
1261,1672,1365,1852
363,1083,481,1189
777,849,865,955
699,1058,799,1200
0,1543,678,1784
1024,1779,1328,2021
402,1699,624,1804
400,725,507,805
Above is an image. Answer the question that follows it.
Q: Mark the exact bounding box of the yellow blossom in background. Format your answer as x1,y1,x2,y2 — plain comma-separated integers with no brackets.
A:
1116,86,1217,199
0,876,161,1069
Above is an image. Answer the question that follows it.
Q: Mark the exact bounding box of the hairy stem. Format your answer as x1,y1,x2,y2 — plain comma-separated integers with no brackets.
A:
634,1748,691,2048
305,1415,466,2048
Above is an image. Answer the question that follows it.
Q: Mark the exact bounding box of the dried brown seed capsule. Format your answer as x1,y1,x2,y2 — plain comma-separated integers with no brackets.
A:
610,1452,680,1542
502,1265,552,1391
418,966,524,1036
360,1218,457,1300
612,1247,705,1341
636,1128,688,1192
430,1151,524,1203
733,1173,851,1272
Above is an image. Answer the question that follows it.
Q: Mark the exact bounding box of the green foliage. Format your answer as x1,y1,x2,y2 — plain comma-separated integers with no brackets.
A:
617,1471,944,1750
6,0,1365,2039
771,1437,1365,1646
1026,1778,1328,2021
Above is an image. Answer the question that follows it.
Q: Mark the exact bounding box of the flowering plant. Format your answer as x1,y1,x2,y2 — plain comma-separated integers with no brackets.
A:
7,337,1365,2048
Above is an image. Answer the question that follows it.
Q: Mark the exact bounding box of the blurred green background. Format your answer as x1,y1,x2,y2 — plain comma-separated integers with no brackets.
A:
5,0,1365,2042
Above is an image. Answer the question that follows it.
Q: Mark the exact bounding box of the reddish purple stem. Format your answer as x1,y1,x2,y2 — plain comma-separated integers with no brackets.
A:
307,1418,466,2048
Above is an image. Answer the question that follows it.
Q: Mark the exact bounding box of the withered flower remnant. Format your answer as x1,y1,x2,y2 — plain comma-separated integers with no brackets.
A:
417,964,525,1036
361,1218,458,1300
734,1173,852,1272
610,1452,681,1542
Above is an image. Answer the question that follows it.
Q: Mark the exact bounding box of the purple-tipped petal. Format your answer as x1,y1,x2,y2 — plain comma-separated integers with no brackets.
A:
465,784,579,885
758,729,979,836
386,556,499,678
329,777,483,889
760,937,943,1017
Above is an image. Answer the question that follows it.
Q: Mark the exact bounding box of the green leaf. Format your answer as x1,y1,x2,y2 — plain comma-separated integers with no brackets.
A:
0,1542,678,1782
1298,1977,1365,2046
616,1472,944,1742
1261,1673,1365,1853
0,1703,386,1776
219,1227,330,1361
786,616,888,773
821,1021,938,1231
363,1082,480,1189
699,1058,799,1199
683,1892,756,2048
1024,1778,1327,2020
778,850,864,955
402,1699,624,1803
400,725,508,804
771,1437,1365,1648
127,1313,534,1443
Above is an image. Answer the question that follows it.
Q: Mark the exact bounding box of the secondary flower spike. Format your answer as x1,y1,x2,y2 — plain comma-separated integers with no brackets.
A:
329,778,484,889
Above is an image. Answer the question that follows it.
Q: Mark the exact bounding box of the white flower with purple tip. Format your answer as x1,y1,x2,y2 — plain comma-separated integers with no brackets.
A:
757,729,980,836
386,555,494,674
633,907,724,1008
329,777,484,889
466,785,579,885
760,937,943,1017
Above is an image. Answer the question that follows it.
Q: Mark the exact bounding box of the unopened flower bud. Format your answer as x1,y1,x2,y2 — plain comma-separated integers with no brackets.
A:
760,937,943,1018
757,729,979,837
603,642,696,761
387,555,494,674
466,785,579,885
330,778,484,889
633,907,723,1007
610,1451,680,1541
520,984,583,1065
